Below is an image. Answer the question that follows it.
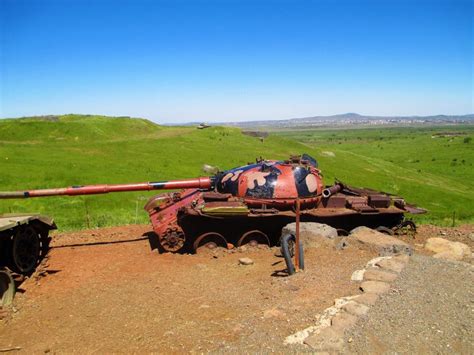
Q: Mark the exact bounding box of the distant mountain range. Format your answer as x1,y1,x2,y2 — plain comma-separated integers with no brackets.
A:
221,113,474,128
3,112,473,129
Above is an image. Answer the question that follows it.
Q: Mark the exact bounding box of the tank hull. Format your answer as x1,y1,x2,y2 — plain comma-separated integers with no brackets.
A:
177,213,404,249
146,183,423,253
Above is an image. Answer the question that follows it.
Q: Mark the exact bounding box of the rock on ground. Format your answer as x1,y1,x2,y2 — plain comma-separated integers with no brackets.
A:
363,268,398,282
347,254,474,354
360,280,391,294
375,258,406,273
304,326,344,351
238,257,254,265
351,269,365,281
342,301,369,316
331,311,358,330
425,237,471,261
282,222,338,248
353,293,379,306
350,226,412,255
433,251,465,261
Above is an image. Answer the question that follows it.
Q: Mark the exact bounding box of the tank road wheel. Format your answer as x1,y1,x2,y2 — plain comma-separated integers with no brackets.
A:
11,226,41,275
375,226,394,236
394,220,417,237
193,232,227,254
237,230,270,248
160,230,186,253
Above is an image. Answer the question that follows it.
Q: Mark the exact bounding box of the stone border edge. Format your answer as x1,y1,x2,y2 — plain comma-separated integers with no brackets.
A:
284,253,410,352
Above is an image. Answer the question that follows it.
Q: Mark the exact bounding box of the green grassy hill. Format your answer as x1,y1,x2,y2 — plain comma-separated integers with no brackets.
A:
276,126,474,225
0,115,308,229
0,115,472,229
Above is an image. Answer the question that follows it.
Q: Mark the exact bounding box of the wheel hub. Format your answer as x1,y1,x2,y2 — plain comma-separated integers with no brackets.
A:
160,230,185,252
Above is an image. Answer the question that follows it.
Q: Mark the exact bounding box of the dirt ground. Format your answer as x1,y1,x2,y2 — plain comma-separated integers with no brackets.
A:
0,225,377,353
0,224,472,353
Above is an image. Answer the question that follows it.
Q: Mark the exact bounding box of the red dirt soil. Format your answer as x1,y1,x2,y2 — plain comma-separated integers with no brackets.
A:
0,225,377,353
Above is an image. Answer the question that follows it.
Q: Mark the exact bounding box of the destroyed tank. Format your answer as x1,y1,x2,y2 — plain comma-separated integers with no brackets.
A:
0,154,425,253
0,214,56,275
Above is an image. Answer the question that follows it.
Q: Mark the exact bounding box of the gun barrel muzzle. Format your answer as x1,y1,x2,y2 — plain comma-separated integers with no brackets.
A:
322,183,343,198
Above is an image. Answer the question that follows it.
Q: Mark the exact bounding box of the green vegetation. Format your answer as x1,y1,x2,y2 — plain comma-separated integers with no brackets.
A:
275,126,474,225
0,115,472,229
0,115,307,229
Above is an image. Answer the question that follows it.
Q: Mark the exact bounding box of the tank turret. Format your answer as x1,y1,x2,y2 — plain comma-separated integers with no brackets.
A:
0,154,323,207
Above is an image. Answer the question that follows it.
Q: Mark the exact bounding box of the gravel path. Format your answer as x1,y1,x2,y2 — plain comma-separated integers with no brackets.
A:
347,254,473,354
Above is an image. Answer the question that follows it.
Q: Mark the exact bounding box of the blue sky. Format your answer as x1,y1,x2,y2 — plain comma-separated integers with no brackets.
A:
0,0,472,122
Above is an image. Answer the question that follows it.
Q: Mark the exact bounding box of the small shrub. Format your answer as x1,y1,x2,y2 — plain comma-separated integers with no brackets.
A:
463,137,472,143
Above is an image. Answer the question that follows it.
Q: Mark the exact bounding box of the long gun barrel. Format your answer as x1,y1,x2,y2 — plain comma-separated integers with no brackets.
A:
0,177,213,199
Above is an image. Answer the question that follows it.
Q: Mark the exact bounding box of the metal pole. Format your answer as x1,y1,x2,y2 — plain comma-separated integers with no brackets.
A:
295,197,300,271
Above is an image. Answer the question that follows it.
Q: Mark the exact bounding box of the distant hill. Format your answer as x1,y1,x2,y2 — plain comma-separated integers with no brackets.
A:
223,113,474,129
0,114,163,143
1,114,148,122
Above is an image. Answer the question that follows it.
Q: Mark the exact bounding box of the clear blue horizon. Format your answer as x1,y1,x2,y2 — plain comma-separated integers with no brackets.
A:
1,0,472,123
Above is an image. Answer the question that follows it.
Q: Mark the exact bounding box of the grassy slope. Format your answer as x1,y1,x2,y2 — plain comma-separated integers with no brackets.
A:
275,126,474,225
0,116,472,229
0,115,307,229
